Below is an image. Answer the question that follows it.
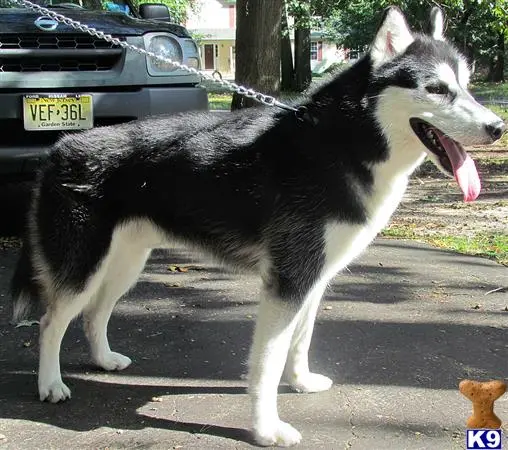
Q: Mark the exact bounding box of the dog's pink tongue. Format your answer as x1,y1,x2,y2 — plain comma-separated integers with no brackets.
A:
454,155,481,202
437,133,481,202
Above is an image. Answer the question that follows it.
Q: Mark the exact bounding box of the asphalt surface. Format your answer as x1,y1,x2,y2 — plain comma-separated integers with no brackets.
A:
0,235,507,449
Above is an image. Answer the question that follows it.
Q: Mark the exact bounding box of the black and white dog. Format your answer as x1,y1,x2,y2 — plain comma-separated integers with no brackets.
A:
11,6,505,446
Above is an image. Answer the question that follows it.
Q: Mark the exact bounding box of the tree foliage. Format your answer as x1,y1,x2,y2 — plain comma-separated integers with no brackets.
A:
316,0,507,80
136,0,199,23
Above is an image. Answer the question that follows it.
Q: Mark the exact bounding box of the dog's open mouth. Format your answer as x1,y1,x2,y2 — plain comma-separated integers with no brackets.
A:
410,119,454,173
410,118,481,202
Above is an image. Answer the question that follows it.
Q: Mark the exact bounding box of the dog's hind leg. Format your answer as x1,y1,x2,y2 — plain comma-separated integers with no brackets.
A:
284,281,333,393
83,243,151,371
38,280,104,403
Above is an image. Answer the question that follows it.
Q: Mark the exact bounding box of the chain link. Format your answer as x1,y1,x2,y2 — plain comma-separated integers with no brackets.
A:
10,0,295,110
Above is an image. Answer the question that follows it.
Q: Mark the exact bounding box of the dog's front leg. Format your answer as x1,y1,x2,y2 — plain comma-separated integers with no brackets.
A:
284,283,333,393
248,287,302,447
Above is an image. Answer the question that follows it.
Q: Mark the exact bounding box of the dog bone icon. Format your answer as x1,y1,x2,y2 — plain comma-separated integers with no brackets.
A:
459,379,506,429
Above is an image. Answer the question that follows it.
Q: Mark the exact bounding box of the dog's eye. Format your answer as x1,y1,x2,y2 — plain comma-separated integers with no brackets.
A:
426,83,450,95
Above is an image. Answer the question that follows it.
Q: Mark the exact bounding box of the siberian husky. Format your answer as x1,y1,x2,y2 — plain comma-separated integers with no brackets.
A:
11,6,505,446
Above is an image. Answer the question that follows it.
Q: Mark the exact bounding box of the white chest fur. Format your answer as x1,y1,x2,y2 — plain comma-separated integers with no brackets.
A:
322,156,421,281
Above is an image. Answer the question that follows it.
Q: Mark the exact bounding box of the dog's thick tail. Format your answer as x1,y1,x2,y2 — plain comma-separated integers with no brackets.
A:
11,243,40,324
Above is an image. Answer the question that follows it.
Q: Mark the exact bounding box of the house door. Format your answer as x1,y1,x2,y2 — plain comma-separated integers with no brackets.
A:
204,44,214,70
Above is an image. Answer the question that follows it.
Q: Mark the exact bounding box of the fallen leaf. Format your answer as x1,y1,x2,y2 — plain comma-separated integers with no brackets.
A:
168,265,188,272
167,264,205,272
15,320,40,328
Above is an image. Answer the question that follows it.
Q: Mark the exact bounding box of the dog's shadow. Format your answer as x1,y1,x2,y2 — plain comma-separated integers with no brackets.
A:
3,314,507,446
0,372,257,445
2,246,507,446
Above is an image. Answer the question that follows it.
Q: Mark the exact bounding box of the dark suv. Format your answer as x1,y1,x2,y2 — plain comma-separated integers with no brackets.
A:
0,0,208,175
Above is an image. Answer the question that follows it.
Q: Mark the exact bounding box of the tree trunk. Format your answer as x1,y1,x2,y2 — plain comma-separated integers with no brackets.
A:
281,2,295,91
231,0,283,110
459,7,474,58
294,10,311,92
488,32,505,82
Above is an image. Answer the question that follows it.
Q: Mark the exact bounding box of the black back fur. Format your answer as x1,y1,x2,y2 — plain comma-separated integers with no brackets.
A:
14,38,462,308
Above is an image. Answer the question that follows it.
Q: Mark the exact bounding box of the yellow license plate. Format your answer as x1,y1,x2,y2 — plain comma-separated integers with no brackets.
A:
23,94,93,131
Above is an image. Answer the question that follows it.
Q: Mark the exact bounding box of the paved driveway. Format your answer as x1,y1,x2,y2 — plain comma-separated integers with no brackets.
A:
0,241,507,449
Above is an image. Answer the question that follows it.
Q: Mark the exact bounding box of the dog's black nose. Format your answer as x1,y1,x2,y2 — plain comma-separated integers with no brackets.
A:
485,121,506,141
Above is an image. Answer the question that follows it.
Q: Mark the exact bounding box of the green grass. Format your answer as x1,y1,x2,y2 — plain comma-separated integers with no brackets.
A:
429,234,508,265
208,93,233,110
469,83,508,137
417,157,508,177
483,104,508,146
209,85,508,116
209,82,507,107
382,226,417,240
382,227,508,266
486,104,508,121
470,82,508,99
207,91,300,110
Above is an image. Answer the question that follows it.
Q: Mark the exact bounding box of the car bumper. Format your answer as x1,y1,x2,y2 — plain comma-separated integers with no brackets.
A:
0,85,209,174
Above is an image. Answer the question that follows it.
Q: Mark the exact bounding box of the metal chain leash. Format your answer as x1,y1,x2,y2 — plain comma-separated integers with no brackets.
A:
11,0,305,115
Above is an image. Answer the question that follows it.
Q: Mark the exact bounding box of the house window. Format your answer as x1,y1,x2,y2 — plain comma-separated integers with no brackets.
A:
310,42,318,60
310,41,322,61
348,47,365,60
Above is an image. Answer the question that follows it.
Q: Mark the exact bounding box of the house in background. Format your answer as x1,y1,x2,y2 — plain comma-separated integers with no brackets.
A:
309,31,348,74
186,0,353,78
186,0,236,77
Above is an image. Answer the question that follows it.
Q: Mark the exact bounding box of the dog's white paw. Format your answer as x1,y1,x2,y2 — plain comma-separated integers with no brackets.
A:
289,372,333,393
253,420,302,447
94,351,132,371
39,379,71,403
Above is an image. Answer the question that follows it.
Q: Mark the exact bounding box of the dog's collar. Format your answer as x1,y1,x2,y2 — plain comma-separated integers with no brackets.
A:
275,103,316,125
295,106,316,124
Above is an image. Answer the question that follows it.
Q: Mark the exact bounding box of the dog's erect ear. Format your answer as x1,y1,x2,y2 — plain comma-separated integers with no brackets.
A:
430,6,445,40
370,6,414,69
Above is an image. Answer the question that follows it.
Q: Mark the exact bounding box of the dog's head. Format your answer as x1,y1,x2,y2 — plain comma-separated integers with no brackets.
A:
370,6,506,202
